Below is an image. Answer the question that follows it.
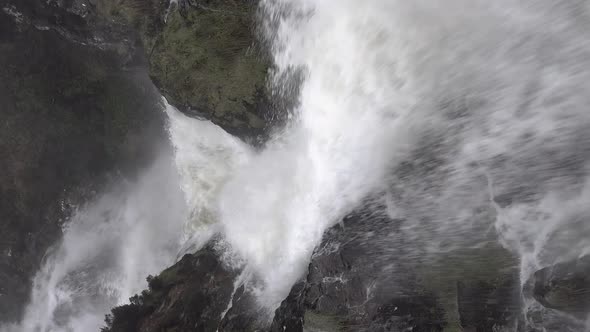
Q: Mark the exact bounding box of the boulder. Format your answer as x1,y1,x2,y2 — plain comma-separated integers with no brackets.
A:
532,256,590,320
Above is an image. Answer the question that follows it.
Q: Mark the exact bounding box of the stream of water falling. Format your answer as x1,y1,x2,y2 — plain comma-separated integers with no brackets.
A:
5,0,590,330
1,105,247,332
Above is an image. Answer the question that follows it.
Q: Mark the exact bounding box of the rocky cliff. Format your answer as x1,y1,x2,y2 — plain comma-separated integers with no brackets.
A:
99,0,274,143
0,0,168,322
102,209,523,332
0,0,273,324
3,1,588,331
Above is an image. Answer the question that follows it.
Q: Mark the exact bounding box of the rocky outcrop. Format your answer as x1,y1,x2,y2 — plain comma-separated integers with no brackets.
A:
102,241,240,332
272,211,521,332
531,256,590,320
0,0,165,322
5,0,276,139
98,0,274,143
102,240,270,332
0,0,531,330
104,210,522,332
0,0,275,323
146,0,272,142
271,213,447,332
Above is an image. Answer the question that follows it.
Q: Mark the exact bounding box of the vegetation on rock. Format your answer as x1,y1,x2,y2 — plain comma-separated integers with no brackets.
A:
101,242,241,332
99,0,272,142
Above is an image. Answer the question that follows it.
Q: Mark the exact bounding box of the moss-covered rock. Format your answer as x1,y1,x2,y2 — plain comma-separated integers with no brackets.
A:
101,240,242,332
95,0,272,142
147,0,270,142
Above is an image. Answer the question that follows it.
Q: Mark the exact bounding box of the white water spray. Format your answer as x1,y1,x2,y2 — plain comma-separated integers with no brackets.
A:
6,0,590,330
2,104,246,332
5,155,187,332
218,0,429,308
219,0,590,322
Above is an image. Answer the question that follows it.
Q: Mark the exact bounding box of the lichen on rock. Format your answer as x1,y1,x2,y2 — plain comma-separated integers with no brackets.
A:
98,0,272,142
146,0,270,142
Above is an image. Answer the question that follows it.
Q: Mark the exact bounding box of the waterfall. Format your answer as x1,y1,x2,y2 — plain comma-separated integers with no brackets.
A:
3,105,247,332
6,0,590,330
220,0,590,322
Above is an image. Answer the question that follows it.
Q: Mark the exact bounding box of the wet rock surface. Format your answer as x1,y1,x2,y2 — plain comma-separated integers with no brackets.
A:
104,210,522,332
3,1,576,331
272,210,521,332
0,0,272,323
531,256,590,320
102,239,270,332
94,0,275,142
146,0,272,143
103,241,239,332
0,0,165,322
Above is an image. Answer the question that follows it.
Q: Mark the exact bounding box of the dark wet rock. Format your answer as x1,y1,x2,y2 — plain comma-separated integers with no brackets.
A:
102,241,238,332
3,0,275,142
84,0,275,142
532,256,590,320
269,281,306,332
102,240,271,332
0,0,275,324
457,278,521,331
1,0,145,65
0,0,165,322
103,209,522,332
271,212,448,332
1,0,529,330
271,209,522,332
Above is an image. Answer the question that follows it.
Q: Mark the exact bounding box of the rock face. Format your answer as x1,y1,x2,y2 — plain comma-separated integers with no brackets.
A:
102,241,240,332
0,0,531,330
271,213,447,332
272,211,521,332
102,240,269,332
532,256,590,320
99,0,273,142
0,0,273,323
104,210,522,332
147,0,271,142
0,0,165,322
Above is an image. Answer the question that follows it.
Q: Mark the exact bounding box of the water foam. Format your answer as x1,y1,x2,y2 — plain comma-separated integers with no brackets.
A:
217,0,430,308
6,0,590,329
3,104,246,332
220,0,590,323
7,154,187,332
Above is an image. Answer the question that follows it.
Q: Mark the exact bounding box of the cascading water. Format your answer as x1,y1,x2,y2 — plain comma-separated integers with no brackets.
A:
221,0,590,325
218,0,424,308
1,104,247,332
12,155,188,332
5,0,590,330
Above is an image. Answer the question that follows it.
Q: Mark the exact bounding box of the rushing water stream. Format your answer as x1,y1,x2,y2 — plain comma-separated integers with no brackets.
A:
5,0,590,330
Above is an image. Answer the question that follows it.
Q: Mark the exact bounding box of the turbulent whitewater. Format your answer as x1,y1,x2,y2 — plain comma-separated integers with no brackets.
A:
2,105,248,332
6,0,590,330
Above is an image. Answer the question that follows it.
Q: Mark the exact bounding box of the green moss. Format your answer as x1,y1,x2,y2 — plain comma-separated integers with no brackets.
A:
148,3,268,136
93,1,270,139
416,243,518,329
157,263,182,286
97,0,161,28
304,311,348,332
